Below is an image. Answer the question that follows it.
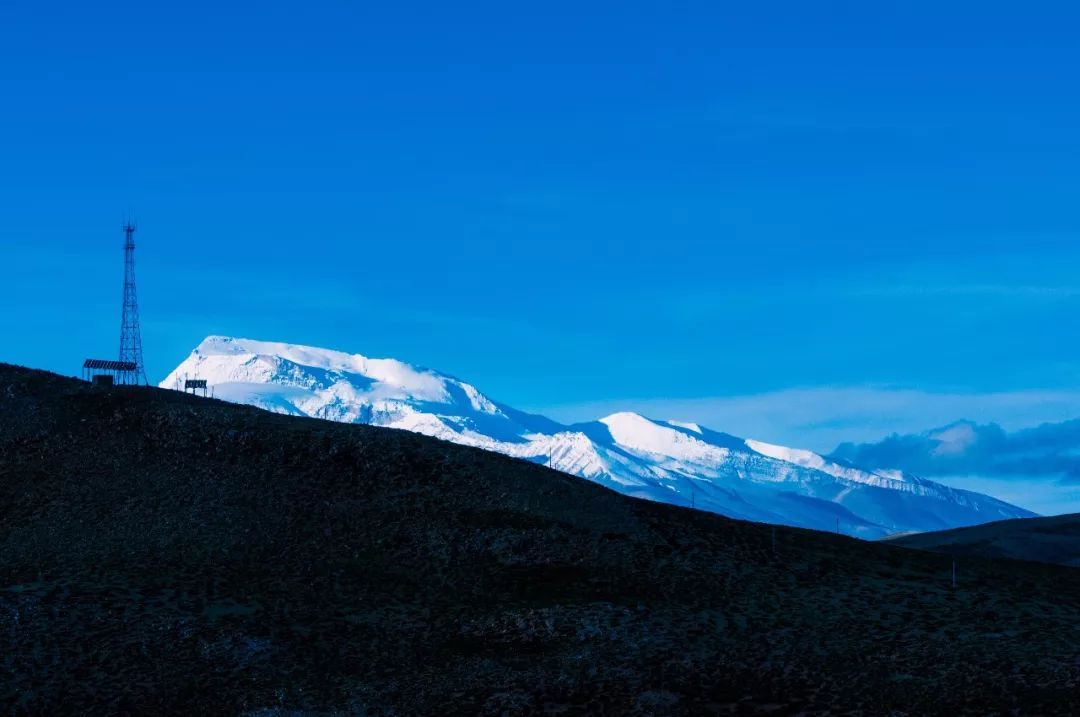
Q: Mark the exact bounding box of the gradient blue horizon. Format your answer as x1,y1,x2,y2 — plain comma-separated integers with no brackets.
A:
2,2,1080,460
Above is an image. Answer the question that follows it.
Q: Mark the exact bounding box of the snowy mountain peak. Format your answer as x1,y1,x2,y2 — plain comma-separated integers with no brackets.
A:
161,336,1036,538
599,412,732,464
164,336,504,421
186,336,477,406
746,439,828,471
665,420,703,434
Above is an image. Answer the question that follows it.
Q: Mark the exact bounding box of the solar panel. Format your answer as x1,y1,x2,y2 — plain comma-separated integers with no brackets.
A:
83,359,137,371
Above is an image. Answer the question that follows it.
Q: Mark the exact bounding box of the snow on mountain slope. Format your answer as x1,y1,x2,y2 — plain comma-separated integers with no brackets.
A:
162,336,1036,538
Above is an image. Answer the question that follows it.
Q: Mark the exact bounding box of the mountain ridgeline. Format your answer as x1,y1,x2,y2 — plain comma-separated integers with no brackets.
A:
162,336,1034,538
2,362,1079,714
888,513,1080,567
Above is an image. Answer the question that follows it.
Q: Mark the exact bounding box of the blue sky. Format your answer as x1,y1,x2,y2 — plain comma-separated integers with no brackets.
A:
2,1,1080,456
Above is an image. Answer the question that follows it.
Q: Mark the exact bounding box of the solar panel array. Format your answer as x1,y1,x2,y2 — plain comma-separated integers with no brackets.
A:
83,359,138,371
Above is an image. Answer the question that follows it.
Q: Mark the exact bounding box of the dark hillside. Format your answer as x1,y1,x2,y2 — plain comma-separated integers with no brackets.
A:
888,513,1080,567
1,364,1079,715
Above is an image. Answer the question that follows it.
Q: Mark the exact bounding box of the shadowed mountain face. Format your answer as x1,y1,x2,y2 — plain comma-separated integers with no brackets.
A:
2,363,1079,715
888,514,1080,567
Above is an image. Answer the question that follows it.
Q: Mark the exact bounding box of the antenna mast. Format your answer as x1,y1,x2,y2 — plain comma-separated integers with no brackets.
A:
118,222,147,385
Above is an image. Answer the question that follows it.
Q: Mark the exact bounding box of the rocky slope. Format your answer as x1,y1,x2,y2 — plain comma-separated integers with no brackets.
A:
2,362,1079,714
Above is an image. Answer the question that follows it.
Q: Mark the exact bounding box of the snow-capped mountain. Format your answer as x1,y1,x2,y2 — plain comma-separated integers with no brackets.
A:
162,336,1036,538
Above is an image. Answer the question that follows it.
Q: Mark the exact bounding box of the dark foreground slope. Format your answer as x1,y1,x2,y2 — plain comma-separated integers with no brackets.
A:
2,365,1079,715
889,513,1080,567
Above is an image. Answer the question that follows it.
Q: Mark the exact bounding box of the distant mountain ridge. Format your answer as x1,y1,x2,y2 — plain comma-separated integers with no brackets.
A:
887,513,1080,567
162,336,1035,537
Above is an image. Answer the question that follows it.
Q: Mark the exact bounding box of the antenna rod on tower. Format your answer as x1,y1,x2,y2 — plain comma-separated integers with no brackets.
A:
118,221,147,385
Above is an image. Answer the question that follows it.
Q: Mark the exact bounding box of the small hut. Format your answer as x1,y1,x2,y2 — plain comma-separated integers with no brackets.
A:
82,359,138,387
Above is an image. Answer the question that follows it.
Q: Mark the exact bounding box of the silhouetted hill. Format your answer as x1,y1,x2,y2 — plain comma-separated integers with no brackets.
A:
888,513,1080,567
2,363,1079,715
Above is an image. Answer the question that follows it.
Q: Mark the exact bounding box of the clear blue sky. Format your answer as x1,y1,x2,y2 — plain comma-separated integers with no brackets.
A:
2,1,1080,450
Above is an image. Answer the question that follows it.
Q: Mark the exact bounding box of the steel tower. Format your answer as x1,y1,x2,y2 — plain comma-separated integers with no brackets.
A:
118,222,147,385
